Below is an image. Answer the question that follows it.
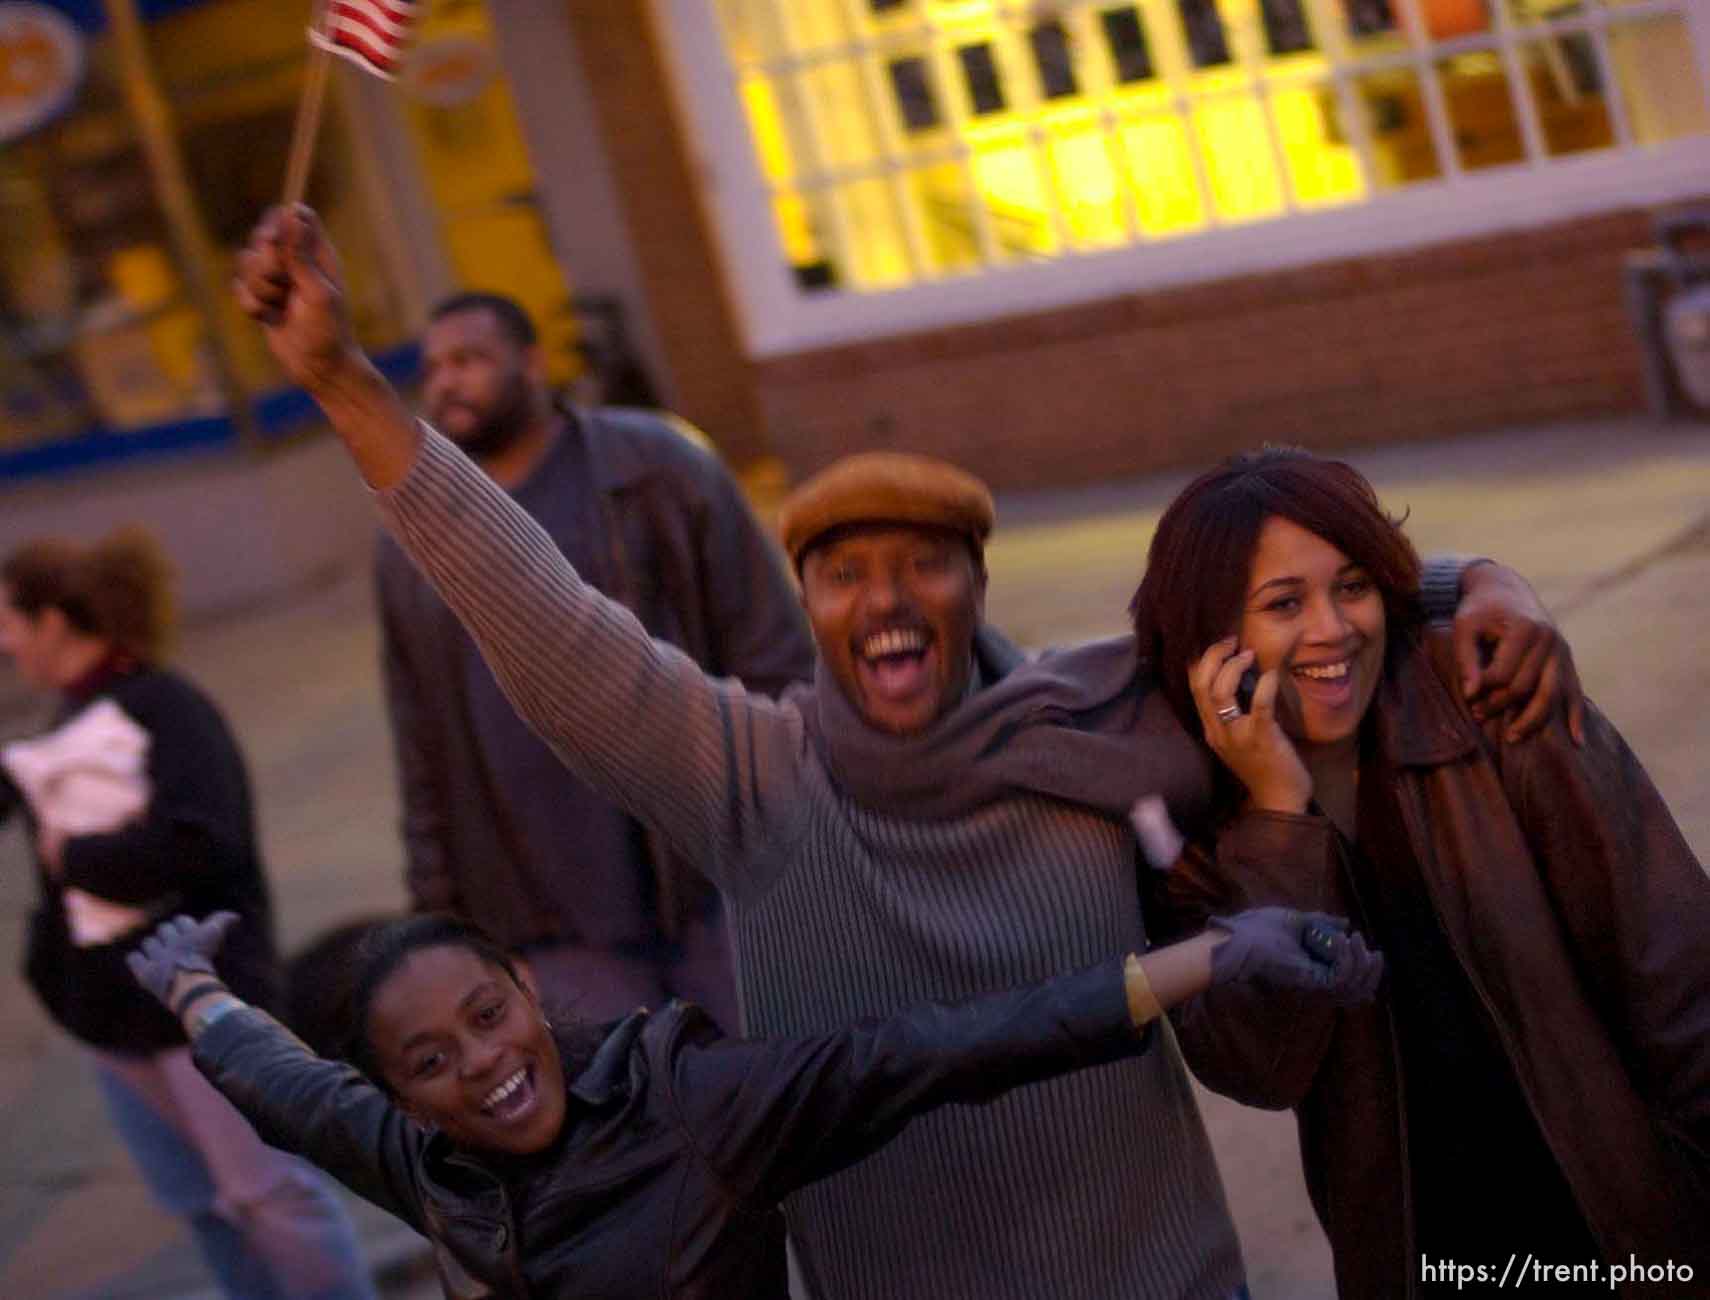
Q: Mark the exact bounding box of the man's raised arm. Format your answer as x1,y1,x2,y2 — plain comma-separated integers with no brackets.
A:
233,207,803,901
234,206,421,489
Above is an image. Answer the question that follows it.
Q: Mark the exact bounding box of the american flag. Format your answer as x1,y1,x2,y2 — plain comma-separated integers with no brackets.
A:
307,0,427,80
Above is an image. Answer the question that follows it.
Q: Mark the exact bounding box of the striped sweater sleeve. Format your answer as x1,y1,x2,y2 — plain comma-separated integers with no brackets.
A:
1418,552,1474,622
375,426,805,902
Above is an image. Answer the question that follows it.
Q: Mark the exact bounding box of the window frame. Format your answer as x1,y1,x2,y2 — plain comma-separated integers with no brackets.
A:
654,0,1710,357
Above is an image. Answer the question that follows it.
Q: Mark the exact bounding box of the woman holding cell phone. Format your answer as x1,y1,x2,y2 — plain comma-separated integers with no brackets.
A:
1129,447,1710,1299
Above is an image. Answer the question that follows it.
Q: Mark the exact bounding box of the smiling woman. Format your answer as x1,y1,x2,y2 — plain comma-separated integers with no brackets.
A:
343,920,573,1158
123,900,1383,1300
1237,516,1390,753
1131,446,1710,1298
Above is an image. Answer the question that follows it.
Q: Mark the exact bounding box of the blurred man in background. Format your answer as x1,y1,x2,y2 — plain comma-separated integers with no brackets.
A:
376,291,811,1028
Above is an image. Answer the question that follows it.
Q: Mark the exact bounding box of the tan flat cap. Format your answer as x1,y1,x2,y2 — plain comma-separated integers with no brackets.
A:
778,451,996,567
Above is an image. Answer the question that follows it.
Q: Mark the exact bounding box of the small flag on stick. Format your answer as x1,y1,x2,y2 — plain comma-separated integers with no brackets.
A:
283,0,426,205
309,0,428,80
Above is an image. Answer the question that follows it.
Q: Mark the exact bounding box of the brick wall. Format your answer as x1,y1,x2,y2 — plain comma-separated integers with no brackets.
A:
752,207,1676,490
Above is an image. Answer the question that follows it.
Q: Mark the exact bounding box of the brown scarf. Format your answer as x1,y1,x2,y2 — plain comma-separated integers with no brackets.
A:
792,625,1214,827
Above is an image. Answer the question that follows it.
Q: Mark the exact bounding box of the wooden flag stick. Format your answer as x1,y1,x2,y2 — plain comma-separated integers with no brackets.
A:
283,3,334,206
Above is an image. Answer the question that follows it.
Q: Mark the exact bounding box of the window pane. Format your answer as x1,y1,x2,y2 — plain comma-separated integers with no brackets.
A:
1354,68,1445,187
774,192,833,286
1435,54,1526,171
1517,38,1614,157
1262,0,1316,55
803,63,885,168
1195,95,1287,220
1344,0,1398,37
788,0,855,52
909,161,987,275
836,178,916,286
0,148,93,446
889,56,943,131
1120,115,1209,235
0,130,186,438
1046,121,1129,247
1031,21,1079,100
959,42,1008,116
1179,0,1233,68
1608,16,1710,145
1270,83,1365,206
1101,7,1157,84
1411,0,1490,39
970,132,1060,259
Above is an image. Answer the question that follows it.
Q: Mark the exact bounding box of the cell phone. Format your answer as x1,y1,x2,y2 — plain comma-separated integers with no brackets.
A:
1235,665,1260,714
1300,921,1341,966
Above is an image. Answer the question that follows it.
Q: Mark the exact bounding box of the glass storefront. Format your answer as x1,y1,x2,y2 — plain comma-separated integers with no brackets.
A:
708,0,1710,292
0,0,579,478
0,0,413,470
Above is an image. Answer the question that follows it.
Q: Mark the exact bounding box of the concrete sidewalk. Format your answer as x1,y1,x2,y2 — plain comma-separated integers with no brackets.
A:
0,416,1705,1298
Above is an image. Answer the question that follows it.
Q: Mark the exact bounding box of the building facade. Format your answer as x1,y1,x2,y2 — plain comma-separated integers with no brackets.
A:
504,0,1710,487
0,0,602,612
3,0,1705,516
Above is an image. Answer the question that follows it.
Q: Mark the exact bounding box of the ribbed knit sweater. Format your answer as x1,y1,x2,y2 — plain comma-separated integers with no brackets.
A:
378,429,1463,1299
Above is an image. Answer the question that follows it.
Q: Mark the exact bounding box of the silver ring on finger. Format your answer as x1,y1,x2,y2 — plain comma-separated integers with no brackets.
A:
1215,704,1242,724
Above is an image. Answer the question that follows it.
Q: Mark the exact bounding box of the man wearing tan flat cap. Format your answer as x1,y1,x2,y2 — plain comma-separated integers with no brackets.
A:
233,206,1581,1300
775,451,996,738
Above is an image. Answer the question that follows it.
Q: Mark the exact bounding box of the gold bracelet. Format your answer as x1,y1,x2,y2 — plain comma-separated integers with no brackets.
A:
1124,953,1164,1027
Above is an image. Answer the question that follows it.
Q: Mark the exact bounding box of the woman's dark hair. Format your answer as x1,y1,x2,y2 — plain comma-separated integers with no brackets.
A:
1128,446,1423,739
282,916,396,1061
341,914,609,1100
2,526,177,662
344,914,528,1092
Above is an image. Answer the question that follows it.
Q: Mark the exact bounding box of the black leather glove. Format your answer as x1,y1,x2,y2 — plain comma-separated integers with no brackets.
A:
126,912,240,1008
1209,908,1383,1007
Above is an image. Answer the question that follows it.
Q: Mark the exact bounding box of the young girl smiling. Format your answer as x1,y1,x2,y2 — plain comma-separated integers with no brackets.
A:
129,904,1376,1299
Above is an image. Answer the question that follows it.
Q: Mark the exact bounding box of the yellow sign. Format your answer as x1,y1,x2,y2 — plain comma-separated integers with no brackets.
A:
0,2,82,143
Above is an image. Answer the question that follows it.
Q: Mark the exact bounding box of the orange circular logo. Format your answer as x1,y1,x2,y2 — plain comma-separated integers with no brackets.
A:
0,4,83,143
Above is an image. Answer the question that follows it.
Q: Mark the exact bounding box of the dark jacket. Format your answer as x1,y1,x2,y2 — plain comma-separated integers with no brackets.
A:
192,957,1148,1299
3,665,278,1053
376,407,813,947
1154,628,1710,1298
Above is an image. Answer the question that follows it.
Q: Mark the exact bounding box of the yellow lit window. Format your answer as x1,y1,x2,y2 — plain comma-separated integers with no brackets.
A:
710,0,1710,292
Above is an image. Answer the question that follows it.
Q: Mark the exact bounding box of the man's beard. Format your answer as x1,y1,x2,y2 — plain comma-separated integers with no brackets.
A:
442,374,537,461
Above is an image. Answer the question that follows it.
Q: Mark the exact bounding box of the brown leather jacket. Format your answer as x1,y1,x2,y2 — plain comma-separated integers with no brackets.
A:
1154,628,1710,1298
